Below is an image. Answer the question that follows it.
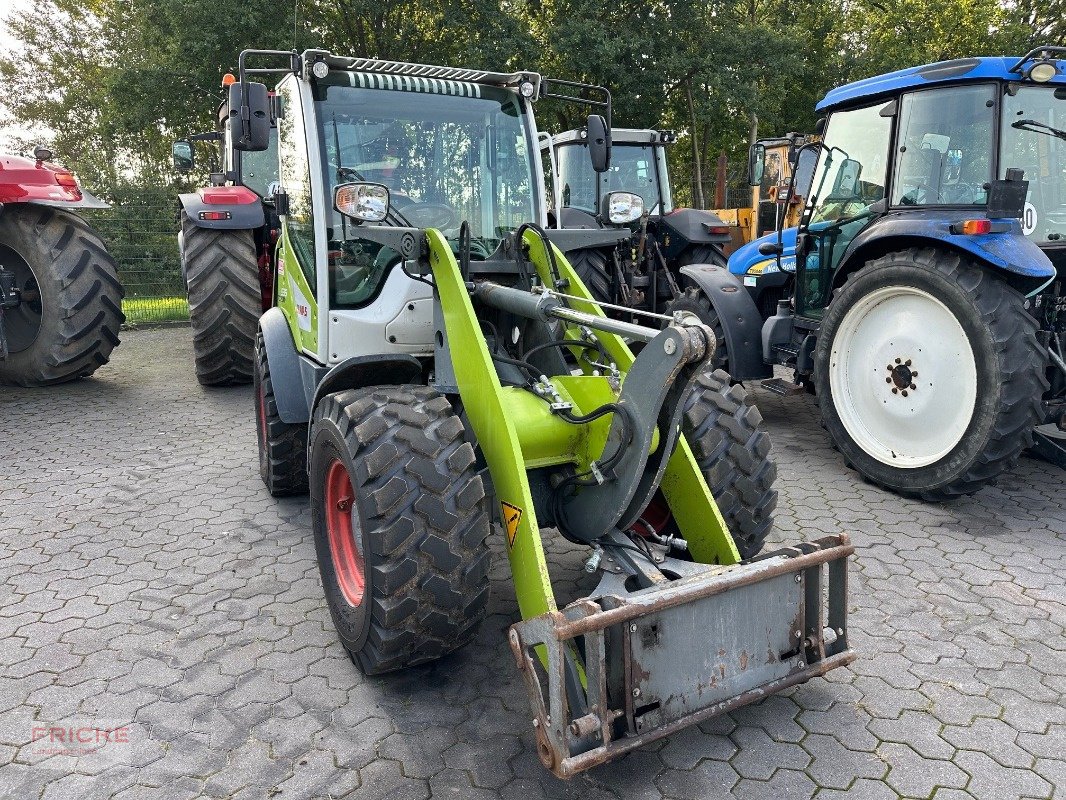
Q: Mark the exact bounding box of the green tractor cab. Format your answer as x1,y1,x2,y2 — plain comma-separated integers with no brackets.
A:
226,48,854,778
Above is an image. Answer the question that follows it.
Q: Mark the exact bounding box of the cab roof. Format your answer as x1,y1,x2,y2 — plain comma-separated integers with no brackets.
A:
817,55,1066,112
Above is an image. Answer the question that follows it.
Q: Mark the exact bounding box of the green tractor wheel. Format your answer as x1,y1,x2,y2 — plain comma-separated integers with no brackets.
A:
309,385,491,675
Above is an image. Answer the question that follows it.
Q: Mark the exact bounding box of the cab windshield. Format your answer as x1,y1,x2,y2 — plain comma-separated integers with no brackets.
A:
315,81,537,307
1001,85,1066,245
557,143,664,214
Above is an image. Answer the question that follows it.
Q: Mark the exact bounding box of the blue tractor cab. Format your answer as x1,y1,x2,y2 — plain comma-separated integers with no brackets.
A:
719,46,1065,499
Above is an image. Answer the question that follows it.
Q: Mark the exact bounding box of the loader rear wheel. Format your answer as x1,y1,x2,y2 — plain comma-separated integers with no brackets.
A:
310,385,491,675
254,331,307,496
814,247,1046,500
181,212,261,386
567,247,614,305
0,205,124,386
682,368,777,558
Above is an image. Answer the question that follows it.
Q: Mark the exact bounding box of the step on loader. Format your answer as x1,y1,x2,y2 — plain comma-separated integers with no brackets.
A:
234,48,855,778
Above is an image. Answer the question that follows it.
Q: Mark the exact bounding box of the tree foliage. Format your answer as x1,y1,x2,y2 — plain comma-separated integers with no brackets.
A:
0,0,1059,205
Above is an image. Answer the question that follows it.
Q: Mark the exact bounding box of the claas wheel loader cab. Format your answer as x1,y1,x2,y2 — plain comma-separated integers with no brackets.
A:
237,48,854,778
724,47,1066,499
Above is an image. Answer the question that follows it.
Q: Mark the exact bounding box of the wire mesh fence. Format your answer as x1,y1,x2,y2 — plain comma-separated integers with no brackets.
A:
83,171,754,329
84,186,188,326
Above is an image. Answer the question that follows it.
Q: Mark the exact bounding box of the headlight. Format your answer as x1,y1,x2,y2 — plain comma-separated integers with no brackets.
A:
311,60,329,79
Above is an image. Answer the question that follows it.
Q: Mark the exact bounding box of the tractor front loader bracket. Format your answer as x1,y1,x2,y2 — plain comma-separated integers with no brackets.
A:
510,534,855,779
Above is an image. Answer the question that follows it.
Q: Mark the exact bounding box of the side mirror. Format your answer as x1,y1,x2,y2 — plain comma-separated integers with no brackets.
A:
758,241,783,256
791,145,820,198
334,182,389,223
832,158,862,196
747,143,766,186
601,191,643,225
228,81,271,152
172,140,194,173
586,114,611,173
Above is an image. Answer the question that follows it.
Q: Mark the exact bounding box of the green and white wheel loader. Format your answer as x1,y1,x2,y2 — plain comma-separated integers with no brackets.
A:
233,48,855,778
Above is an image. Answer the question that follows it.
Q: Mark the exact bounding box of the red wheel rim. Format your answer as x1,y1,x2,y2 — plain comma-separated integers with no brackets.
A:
324,458,365,607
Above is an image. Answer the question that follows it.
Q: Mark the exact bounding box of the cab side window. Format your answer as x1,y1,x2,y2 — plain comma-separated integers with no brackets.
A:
892,84,995,206
277,77,317,292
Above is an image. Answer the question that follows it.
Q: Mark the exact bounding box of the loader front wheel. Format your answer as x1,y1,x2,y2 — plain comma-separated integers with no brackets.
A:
682,368,778,558
309,385,491,675
254,331,307,496
181,212,261,386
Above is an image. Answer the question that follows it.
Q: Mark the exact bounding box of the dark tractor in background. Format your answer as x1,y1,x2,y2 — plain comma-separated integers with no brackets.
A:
544,128,749,370
173,74,281,386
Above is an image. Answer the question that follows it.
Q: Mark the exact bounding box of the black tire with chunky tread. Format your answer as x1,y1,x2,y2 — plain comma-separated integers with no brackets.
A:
677,244,727,269
254,331,307,496
567,247,614,305
181,212,261,386
310,385,491,675
0,205,124,386
664,287,728,372
682,368,778,558
814,247,1047,501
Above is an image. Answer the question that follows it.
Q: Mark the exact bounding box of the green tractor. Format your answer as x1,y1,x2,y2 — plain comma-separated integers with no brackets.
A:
226,49,853,777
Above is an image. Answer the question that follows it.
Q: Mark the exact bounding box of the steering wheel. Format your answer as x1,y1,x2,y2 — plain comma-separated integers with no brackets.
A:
399,202,459,229
940,183,983,205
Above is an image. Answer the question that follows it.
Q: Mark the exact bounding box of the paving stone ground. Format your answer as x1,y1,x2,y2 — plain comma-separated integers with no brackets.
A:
0,327,1063,800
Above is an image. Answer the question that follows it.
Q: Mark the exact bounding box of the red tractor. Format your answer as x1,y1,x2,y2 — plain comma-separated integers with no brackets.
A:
0,147,124,386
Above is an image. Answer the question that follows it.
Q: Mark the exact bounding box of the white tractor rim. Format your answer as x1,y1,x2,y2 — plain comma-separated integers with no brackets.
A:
828,284,978,469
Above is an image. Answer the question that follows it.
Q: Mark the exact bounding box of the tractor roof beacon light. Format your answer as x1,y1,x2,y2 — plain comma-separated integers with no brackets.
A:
222,72,236,87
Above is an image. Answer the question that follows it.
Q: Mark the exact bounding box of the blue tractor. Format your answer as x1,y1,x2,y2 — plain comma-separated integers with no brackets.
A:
717,47,1065,499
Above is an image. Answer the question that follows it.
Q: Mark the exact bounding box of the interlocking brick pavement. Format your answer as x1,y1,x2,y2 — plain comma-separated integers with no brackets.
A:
0,328,1062,799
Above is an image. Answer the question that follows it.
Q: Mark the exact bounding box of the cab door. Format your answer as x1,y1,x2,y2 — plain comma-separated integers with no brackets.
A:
795,102,893,318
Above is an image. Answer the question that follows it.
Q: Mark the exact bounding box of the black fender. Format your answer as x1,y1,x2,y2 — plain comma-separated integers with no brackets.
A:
260,307,316,424
309,354,424,420
656,208,731,260
178,190,265,230
679,264,772,381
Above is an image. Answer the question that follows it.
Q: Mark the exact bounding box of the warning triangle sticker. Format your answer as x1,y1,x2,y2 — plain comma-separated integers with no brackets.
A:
502,501,523,548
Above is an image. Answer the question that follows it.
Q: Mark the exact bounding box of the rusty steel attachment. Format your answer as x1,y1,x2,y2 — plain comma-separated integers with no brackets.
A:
509,534,855,778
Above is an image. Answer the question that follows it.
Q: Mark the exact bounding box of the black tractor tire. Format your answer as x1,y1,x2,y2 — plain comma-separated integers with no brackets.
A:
814,247,1047,501
181,212,261,386
664,287,728,372
566,247,614,305
0,205,124,387
309,385,491,675
676,244,727,269
254,331,307,496
682,368,778,558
